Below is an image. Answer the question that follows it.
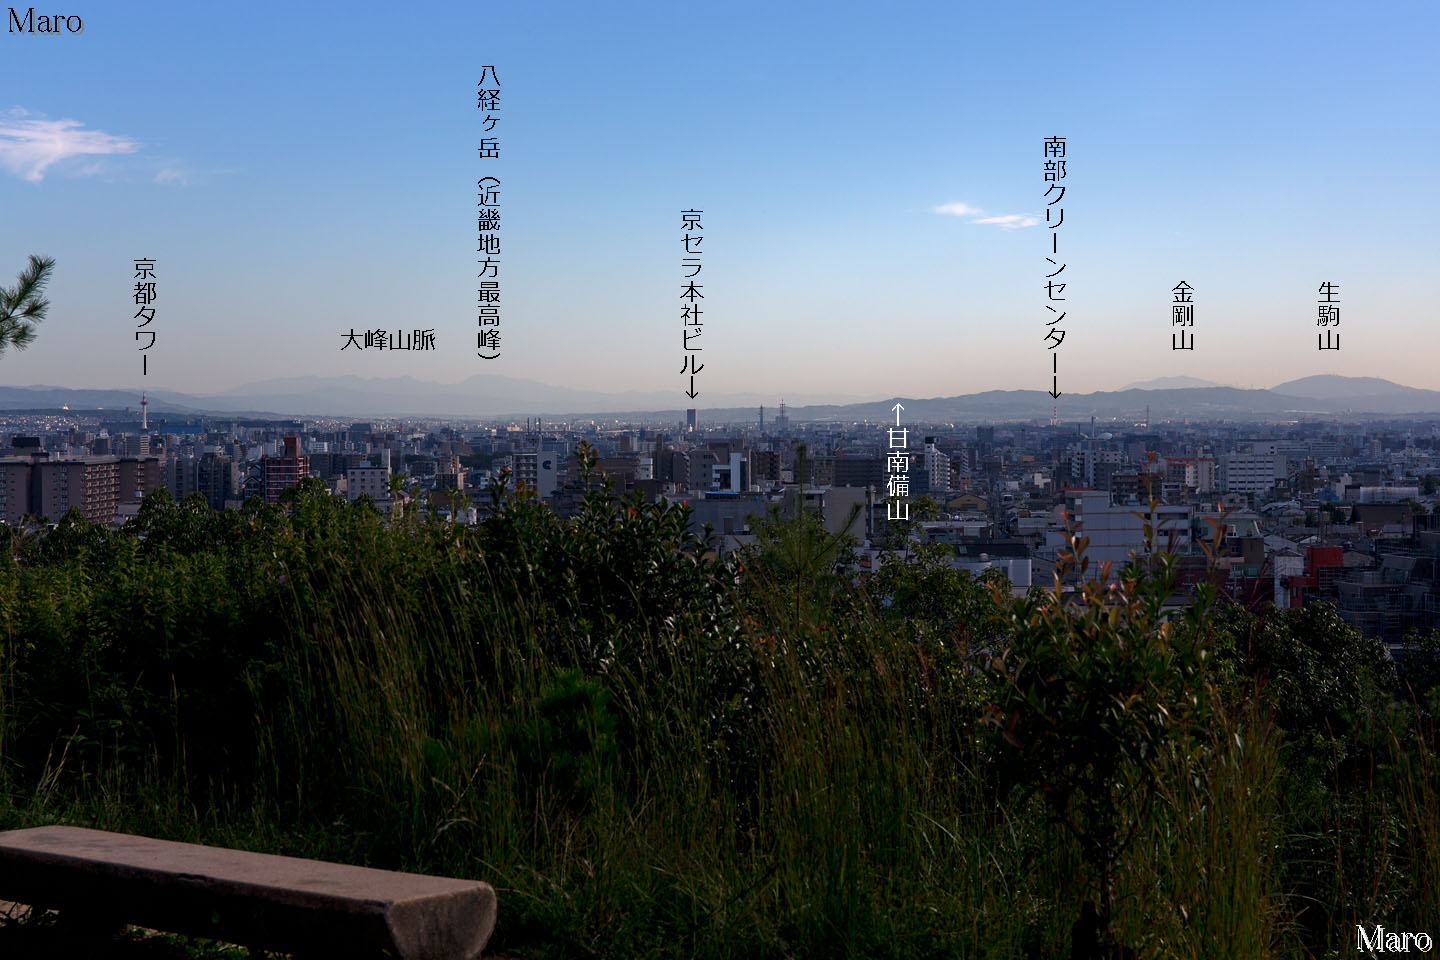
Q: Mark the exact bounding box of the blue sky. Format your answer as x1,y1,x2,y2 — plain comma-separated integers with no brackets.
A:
3,0,1436,402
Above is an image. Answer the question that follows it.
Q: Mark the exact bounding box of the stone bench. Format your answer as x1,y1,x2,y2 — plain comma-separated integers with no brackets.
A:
0,825,497,959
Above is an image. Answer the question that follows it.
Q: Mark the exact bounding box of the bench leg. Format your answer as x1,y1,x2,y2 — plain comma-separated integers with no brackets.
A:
53,908,126,959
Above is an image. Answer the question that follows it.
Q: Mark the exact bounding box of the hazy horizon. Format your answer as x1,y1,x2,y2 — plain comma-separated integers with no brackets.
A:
2,370,1435,405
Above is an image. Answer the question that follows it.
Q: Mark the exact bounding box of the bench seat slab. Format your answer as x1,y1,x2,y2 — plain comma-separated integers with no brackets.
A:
0,826,496,960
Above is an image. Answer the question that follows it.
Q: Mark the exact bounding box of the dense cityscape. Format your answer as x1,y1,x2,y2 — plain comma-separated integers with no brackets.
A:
5,396,1440,647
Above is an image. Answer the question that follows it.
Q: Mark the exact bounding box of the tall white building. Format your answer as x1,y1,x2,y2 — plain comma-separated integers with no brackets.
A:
1220,442,1284,495
1068,447,1125,488
1162,455,1216,494
924,441,951,491
513,451,560,498
711,452,748,493
1048,490,1192,578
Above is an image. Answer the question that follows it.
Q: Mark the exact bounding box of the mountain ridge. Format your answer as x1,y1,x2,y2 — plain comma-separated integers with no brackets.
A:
1,375,1437,421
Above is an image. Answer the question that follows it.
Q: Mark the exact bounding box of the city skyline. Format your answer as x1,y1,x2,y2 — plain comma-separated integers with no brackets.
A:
4,0,1437,397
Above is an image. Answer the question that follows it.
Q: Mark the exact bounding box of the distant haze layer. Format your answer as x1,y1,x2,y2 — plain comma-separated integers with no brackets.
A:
2,375,1438,422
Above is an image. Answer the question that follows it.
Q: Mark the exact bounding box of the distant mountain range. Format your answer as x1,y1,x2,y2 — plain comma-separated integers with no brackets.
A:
1,374,1438,422
0,377,862,419
1120,376,1229,390
803,375,1440,422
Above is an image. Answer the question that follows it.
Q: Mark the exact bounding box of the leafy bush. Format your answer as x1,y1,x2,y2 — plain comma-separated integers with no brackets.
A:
984,530,1215,951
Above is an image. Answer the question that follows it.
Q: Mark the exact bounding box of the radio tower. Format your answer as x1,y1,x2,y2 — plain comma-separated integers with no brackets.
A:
141,391,148,431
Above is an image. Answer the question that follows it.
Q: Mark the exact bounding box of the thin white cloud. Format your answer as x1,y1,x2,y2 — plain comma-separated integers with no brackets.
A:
0,108,138,182
153,162,240,186
971,214,1039,229
935,200,1040,229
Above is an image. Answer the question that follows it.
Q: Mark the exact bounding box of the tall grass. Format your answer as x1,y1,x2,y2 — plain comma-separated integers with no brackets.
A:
247,520,1065,957
1118,695,1285,959
0,485,1434,958
1390,707,1440,931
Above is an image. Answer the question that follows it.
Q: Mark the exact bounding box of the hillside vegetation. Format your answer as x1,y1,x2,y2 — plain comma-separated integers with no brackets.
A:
1,457,1436,958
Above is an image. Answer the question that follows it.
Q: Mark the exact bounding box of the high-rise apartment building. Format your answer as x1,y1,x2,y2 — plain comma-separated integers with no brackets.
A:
346,464,392,502
924,440,951,492
0,459,32,524
749,449,781,485
198,454,237,510
262,437,310,503
435,454,465,491
118,457,162,506
31,457,121,523
1162,456,1217,494
1067,447,1125,489
168,456,201,501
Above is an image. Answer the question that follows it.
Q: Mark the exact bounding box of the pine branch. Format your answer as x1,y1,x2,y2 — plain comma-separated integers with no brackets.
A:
0,254,56,356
